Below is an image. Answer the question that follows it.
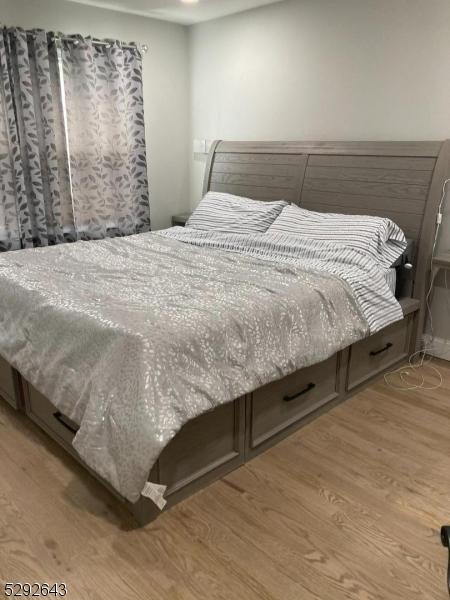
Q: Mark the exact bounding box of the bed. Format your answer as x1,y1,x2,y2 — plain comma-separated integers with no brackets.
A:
0,139,449,525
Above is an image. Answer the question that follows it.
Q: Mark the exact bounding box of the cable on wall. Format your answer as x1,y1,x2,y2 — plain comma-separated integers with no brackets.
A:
384,178,450,392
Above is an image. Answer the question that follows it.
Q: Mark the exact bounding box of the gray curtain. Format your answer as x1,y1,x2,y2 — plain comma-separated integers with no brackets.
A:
0,28,150,251
0,27,69,250
61,37,150,240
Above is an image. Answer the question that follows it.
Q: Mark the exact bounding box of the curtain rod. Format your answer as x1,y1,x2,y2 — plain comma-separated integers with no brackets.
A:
51,35,148,54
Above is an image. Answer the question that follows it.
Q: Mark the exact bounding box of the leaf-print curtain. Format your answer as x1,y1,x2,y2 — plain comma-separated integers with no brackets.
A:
0,28,150,251
0,27,71,251
61,37,150,239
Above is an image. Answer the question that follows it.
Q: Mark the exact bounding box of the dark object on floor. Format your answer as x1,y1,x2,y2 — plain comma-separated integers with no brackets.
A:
440,525,450,595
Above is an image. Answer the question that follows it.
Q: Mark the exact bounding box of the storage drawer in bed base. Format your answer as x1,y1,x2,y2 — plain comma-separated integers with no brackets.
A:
347,316,412,391
22,377,246,522
248,353,343,452
23,381,79,457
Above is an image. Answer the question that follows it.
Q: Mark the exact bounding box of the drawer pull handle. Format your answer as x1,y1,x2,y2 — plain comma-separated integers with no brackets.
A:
283,382,316,402
369,342,393,357
53,411,79,435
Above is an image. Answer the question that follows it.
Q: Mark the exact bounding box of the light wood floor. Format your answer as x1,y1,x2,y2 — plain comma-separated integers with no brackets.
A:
1,360,450,600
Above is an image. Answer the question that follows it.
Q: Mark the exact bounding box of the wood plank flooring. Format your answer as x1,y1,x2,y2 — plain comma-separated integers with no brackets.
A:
1,360,449,599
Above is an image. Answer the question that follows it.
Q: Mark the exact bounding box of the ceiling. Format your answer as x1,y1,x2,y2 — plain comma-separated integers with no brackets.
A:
64,0,285,25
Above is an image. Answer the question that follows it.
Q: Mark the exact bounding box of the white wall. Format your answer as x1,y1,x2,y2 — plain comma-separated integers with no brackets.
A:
189,0,450,343
0,0,190,231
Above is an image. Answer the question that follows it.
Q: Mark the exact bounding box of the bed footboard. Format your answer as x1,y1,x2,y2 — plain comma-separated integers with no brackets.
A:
2,298,420,526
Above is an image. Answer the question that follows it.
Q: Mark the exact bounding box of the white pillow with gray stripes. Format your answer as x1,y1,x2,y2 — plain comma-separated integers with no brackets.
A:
268,204,407,269
186,192,287,234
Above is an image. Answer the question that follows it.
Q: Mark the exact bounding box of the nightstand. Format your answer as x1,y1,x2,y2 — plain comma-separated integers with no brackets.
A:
171,213,191,227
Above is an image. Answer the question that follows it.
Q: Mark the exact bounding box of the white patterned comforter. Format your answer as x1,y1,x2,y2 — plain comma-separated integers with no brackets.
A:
0,230,401,503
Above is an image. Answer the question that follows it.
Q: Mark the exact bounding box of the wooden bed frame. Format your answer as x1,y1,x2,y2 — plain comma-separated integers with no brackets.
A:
1,139,449,526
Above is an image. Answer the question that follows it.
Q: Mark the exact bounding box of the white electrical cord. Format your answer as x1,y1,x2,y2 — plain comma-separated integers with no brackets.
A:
384,178,450,392
384,349,443,391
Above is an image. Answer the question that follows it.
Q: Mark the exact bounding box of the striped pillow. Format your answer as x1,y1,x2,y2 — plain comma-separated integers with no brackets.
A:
186,192,287,234
268,205,407,269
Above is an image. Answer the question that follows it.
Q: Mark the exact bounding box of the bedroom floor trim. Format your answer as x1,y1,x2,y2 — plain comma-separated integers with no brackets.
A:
423,334,450,361
0,359,449,599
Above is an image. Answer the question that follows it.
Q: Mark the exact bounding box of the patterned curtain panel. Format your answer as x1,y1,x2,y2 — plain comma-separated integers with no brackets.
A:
0,27,71,251
61,38,150,239
0,28,150,251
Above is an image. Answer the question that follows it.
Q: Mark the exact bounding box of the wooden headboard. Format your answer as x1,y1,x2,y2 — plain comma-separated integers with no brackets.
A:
203,139,450,341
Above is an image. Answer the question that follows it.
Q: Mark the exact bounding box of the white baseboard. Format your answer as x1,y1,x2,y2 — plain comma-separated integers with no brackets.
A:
422,335,450,361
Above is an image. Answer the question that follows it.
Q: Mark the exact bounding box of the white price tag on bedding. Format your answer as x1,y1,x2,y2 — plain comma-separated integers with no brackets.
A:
141,482,167,510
